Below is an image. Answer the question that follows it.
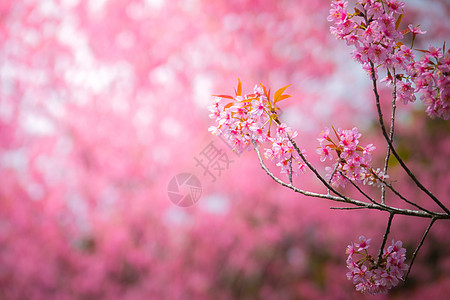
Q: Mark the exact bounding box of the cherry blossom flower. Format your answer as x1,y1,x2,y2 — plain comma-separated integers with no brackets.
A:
397,81,416,104
346,237,408,295
408,24,427,35
317,126,387,187
209,81,306,177
328,0,448,120
355,235,371,251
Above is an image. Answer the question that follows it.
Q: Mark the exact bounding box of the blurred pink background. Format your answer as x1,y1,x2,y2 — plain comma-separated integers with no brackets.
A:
0,0,449,299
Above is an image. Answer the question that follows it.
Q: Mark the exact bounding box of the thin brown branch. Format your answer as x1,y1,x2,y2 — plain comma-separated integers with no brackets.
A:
372,172,434,215
404,218,437,281
381,68,397,204
328,161,341,195
286,135,348,201
251,140,449,220
339,171,380,207
330,206,367,210
288,157,293,185
376,212,395,266
369,61,449,215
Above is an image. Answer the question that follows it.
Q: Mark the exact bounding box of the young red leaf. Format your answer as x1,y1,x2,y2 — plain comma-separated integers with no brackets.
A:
395,13,403,30
237,78,242,96
212,94,234,99
224,102,234,109
274,94,292,104
401,28,410,35
260,83,269,98
387,68,392,80
353,7,363,17
395,74,404,80
331,126,339,140
274,84,291,103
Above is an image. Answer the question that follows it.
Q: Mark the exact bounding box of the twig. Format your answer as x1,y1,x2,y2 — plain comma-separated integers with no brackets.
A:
381,68,397,204
376,212,395,266
339,171,381,207
251,140,449,220
372,172,434,215
327,161,341,195
404,218,437,281
369,61,449,215
286,135,348,201
330,206,368,210
288,157,293,185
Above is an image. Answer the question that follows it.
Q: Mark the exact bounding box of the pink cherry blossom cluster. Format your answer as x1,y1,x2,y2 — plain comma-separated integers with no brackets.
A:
412,46,450,119
264,124,307,176
317,127,388,187
346,236,409,295
328,0,449,120
328,0,404,72
208,82,307,176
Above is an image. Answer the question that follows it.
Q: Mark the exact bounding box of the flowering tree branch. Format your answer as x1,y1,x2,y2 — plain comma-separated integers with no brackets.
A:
404,217,437,281
369,60,449,215
381,68,397,204
209,0,449,295
251,139,447,220
376,212,395,266
372,173,434,214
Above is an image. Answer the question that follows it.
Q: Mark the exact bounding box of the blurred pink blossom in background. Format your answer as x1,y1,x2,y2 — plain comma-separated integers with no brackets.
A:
0,0,449,299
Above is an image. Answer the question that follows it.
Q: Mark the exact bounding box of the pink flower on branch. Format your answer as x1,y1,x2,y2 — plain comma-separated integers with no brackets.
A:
209,80,306,177
346,237,408,295
408,24,426,36
206,0,448,295
316,126,387,188
328,0,449,120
